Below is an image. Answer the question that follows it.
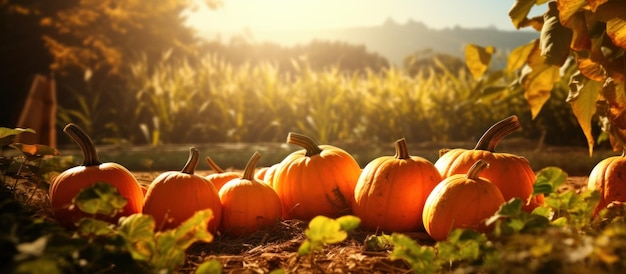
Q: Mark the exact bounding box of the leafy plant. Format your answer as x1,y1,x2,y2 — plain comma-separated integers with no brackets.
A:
297,215,360,256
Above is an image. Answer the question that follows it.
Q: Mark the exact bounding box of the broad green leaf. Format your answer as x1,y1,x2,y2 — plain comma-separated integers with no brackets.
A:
118,214,157,261
172,209,214,246
336,215,360,232
507,40,538,72
13,257,62,274
567,72,601,156
486,198,523,226
195,259,223,274
465,44,495,80
390,233,438,274
153,231,185,271
541,2,573,66
76,218,115,236
534,167,568,195
0,127,35,147
305,216,347,244
508,0,538,29
364,234,394,251
72,182,128,216
10,143,60,158
557,0,587,25
297,239,313,256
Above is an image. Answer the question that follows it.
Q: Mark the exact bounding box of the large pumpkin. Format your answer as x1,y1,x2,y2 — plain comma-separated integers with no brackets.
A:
353,138,441,232
423,160,505,241
435,115,543,212
205,156,241,191
143,147,222,232
272,132,361,219
49,123,144,228
587,153,626,217
219,152,282,236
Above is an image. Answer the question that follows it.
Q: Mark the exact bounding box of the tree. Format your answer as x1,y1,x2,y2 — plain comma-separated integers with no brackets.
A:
507,0,626,155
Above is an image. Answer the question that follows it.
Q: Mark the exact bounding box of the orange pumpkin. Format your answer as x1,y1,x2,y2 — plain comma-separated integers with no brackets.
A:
143,147,222,232
261,163,281,187
423,160,505,241
254,166,270,182
205,156,241,191
49,123,144,228
219,152,282,236
587,153,626,216
272,132,361,219
435,115,543,212
353,138,441,232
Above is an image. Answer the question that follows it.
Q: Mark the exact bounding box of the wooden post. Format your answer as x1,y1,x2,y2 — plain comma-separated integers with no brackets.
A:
15,74,57,148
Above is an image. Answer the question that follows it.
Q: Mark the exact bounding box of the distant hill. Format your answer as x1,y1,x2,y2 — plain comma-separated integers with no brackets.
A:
199,18,540,67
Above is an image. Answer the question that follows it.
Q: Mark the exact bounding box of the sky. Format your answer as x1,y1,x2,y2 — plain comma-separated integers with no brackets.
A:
186,0,546,34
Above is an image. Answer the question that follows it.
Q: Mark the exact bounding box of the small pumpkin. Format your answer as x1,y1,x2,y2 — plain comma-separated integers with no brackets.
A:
205,156,241,191
435,115,543,212
423,160,505,241
254,166,270,181
272,132,361,220
219,151,282,236
143,147,222,232
49,123,144,228
587,152,626,216
353,138,441,232
261,163,281,187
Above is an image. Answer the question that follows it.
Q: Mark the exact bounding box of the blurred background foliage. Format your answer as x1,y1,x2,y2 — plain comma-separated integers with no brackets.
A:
0,0,593,149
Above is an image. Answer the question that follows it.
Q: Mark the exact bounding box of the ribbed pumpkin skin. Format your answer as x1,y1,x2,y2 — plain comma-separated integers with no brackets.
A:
219,179,282,236
49,163,144,228
273,145,361,220
205,172,240,192
143,172,222,232
423,161,505,241
262,163,281,187
353,156,441,232
588,156,626,216
435,150,541,211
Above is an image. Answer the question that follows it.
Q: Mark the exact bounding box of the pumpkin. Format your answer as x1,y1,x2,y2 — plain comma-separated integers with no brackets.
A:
49,123,144,228
205,156,241,191
219,151,282,236
261,163,281,187
435,115,543,212
587,152,626,216
254,166,270,182
353,138,441,232
143,147,222,232
272,132,361,219
423,160,505,241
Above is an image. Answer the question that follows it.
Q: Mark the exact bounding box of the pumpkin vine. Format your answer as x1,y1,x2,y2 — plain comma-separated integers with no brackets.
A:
474,115,521,152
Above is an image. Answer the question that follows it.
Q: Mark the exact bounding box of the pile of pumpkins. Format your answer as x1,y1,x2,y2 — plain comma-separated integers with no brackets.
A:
48,115,626,241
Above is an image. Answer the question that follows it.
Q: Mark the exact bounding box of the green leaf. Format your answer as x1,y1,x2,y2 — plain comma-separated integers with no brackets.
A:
195,259,223,274
72,182,128,216
76,218,115,236
540,2,573,66
172,209,214,246
0,127,36,147
390,233,439,274
305,216,347,244
364,233,394,251
336,215,360,232
118,214,157,261
486,198,523,226
10,143,60,158
533,167,568,195
153,231,184,271
465,44,495,80
297,239,313,256
13,257,63,274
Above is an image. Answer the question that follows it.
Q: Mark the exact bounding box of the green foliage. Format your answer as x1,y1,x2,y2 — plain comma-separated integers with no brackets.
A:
72,182,128,217
297,215,360,256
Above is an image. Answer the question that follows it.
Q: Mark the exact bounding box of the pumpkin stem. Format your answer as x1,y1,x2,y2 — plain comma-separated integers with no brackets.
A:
474,115,520,152
242,151,261,180
467,160,490,180
63,123,101,166
287,132,323,157
394,138,411,159
181,147,199,175
206,156,225,173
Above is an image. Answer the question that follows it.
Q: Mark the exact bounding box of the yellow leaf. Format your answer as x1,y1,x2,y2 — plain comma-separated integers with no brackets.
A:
556,0,587,25
507,40,538,72
520,47,561,118
464,44,494,80
567,72,601,156
508,0,537,29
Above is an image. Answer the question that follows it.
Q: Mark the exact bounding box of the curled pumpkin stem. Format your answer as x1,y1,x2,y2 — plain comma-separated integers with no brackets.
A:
394,138,411,160
181,147,199,175
206,156,226,173
242,152,261,180
474,115,521,152
467,160,489,180
287,132,323,157
63,123,101,166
